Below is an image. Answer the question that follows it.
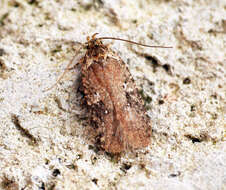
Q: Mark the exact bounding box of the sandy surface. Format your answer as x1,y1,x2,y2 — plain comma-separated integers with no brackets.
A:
0,0,225,189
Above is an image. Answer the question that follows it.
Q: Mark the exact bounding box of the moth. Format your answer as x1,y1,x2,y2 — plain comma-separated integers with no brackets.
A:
46,33,172,154
78,34,171,153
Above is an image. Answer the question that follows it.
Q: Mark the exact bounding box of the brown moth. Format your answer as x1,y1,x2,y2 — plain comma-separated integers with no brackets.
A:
46,33,172,154
78,34,172,154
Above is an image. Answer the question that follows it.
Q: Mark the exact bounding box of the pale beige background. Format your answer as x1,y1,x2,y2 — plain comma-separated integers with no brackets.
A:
0,0,225,189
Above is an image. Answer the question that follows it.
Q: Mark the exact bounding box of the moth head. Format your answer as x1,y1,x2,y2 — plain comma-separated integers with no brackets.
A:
86,33,103,50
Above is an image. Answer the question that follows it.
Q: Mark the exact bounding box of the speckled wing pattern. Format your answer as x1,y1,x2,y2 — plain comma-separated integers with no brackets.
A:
80,39,151,153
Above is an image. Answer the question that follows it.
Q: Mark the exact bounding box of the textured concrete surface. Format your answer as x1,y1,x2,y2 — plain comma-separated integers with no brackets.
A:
0,0,225,190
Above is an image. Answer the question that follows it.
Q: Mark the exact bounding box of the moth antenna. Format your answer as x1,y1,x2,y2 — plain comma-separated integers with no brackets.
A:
43,58,75,92
97,36,173,48
43,45,84,92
